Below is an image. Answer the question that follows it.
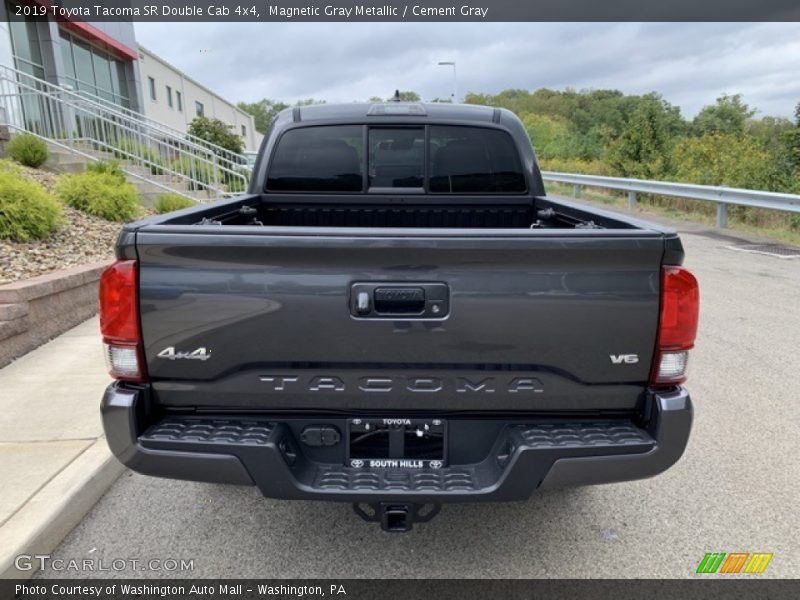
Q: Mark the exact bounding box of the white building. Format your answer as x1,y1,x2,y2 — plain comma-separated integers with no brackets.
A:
137,46,262,152
0,4,144,111
0,4,261,154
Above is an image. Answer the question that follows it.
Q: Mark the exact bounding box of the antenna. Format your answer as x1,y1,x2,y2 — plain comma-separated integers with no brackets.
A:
391,90,401,102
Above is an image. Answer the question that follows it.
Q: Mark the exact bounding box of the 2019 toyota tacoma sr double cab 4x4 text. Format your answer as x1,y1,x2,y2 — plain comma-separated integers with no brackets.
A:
100,102,699,531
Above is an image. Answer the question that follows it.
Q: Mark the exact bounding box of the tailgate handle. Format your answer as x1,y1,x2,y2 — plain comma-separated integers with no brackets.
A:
374,287,425,314
350,283,449,319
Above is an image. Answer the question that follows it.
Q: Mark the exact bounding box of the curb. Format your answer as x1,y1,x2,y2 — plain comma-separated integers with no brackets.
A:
0,438,124,580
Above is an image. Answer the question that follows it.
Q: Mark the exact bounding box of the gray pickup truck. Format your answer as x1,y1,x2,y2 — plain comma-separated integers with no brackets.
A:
100,102,698,531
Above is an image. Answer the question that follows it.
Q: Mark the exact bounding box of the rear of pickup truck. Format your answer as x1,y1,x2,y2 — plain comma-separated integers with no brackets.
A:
100,103,697,530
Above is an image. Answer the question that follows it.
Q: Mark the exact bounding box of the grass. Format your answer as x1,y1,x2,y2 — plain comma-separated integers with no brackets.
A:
546,182,800,247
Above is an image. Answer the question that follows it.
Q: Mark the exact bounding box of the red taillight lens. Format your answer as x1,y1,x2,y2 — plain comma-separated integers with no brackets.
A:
651,266,699,386
659,266,699,349
99,260,138,343
99,260,146,382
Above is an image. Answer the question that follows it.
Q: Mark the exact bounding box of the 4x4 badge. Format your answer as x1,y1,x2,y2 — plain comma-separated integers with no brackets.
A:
157,346,211,361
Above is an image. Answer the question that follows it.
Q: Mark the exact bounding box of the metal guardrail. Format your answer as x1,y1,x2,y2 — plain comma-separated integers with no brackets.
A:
0,64,249,200
542,171,800,228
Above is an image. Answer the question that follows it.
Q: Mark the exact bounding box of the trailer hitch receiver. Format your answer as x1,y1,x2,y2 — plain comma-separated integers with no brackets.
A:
352,502,441,532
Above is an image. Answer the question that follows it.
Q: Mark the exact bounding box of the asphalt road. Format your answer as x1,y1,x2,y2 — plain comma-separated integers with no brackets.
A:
37,220,800,579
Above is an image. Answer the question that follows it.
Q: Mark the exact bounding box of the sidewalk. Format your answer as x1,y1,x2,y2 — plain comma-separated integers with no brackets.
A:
0,317,123,579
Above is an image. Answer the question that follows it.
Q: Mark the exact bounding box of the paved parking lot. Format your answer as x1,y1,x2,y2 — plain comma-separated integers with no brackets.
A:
36,225,800,578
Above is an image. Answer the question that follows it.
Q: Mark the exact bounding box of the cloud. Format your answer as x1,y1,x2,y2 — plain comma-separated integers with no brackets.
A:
134,22,800,117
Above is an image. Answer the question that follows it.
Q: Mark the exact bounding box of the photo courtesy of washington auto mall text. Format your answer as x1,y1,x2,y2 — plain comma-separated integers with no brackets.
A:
1,0,799,598
15,583,347,598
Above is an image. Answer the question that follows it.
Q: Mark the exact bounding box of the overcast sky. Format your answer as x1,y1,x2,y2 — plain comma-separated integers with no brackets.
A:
134,22,800,119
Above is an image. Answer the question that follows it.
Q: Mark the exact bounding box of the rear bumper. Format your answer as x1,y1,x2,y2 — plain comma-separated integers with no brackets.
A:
101,385,692,503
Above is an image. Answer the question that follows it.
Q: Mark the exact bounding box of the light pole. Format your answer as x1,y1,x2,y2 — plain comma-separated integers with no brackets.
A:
438,61,457,103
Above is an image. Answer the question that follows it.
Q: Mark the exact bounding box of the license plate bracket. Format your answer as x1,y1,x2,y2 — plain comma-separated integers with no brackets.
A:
347,418,446,469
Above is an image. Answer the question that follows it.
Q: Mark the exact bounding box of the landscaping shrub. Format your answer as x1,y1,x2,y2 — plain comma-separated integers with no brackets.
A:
154,193,195,214
55,172,141,222
7,133,49,168
0,158,23,176
0,171,62,242
538,158,613,176
86,159,126,184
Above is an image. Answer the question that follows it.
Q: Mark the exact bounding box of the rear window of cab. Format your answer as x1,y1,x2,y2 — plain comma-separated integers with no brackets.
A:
266,124,526,193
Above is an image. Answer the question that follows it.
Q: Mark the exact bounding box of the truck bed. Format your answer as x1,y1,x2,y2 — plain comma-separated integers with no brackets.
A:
146,193,643,230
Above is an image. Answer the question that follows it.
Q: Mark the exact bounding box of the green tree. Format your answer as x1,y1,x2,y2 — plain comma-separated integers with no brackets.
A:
743,115,796,191
693,94,755,136
464,87,686,162
463,92,493,106
671,133,779,190
746,116,793,153
389,91,421,102
294,98,326,107
785,102,800,171
188,116,244,155
521,114,577,160
606,94,677,179
236,99,290,134
575,124,616,160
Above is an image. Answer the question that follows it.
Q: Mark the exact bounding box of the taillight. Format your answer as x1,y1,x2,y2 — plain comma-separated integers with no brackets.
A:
651,266,699,386
99,260,146,382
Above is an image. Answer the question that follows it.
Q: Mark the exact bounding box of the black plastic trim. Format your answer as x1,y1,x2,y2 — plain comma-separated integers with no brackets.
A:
101,384,255,486
101,384,692,502
538,387,692,488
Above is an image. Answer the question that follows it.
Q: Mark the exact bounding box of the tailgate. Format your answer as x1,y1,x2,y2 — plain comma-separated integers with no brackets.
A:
136,229,665,413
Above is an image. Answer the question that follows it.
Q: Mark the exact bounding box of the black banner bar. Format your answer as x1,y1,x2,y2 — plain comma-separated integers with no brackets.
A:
7,0,800,22
4,579,800,600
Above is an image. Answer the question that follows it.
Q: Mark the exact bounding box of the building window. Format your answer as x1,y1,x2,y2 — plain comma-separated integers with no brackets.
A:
166,86,173,108
58,29,130,108
92,50,114,102
241,125,246,137
72,40,95,92
7,3,46,132
176,91,182,112
8,3,45,79
195,101,204,117
148,77,156,101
